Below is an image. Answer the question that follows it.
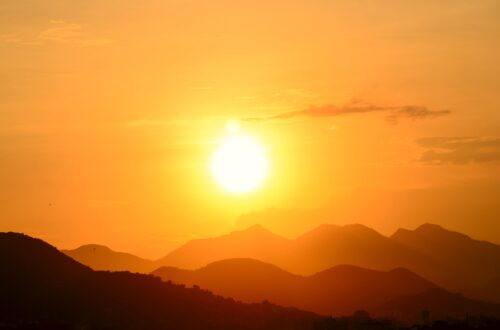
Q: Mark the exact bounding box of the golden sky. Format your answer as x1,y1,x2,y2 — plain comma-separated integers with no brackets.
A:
1,0,499,257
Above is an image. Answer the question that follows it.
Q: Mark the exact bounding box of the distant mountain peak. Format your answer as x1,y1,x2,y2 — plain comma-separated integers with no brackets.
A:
205,257,270,266
341,223,382,235
72,244,113,252
62,243,153,273
390,227,411,238
392,223,471,241
415,223,445,232
296,223,383,242
414,223,471,240
314,264,371,275
244,223,268,233
295,223,339,240
202,257,284,271
232,224,284,239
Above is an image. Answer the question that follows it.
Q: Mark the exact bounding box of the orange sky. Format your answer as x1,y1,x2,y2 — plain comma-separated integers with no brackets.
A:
1,0,499,257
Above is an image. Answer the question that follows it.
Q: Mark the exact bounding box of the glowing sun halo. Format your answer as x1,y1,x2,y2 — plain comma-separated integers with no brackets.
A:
211,124,269,194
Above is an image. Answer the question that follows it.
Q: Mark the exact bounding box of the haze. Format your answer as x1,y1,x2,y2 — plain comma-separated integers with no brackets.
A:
1,0,499,258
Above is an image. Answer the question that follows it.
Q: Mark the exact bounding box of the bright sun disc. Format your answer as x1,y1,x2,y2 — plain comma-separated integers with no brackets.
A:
211,135,269,193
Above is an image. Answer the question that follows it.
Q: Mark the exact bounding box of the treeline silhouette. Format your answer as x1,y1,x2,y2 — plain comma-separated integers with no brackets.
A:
2,232,500,329
313,312,500,330
0,233,319,329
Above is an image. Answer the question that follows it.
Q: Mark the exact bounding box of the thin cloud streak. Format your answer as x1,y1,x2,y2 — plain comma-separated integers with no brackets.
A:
0,20,113,46
243,101,450,123
416,136,500,165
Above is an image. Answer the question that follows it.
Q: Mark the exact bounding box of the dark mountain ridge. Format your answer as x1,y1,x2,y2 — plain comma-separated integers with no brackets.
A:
63,223,500,303
153,259,437,315
392,223,500,302
0,232,319,329
155,223,500,302
153,258,500,319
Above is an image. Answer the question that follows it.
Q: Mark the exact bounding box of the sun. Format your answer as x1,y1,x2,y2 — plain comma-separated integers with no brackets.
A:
211,123,269,194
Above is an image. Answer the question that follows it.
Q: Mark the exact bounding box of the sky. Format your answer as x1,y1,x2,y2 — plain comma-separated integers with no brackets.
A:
1,0,499,258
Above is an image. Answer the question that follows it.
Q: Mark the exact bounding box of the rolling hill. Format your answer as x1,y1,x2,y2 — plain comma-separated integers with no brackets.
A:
63,223,500,303
155,224,290,270
62,244,155,273
153,258,500,321
154,258,485,318
155,223,500,302
392,223,500,302
0,232,320,329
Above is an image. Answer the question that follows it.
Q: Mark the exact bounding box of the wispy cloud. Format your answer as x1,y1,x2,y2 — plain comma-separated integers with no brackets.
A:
416,136,500,165
0,20,112,46
0,34,42,46
39,20,112,45
119,120,174,128
243,100,450,123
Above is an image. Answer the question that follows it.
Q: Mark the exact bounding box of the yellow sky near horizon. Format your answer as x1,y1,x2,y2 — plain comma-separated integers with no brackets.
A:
1,0,499,257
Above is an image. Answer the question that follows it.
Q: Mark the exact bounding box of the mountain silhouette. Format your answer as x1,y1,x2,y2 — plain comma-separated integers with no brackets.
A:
154,259,303,307
0,232,320,329
156,224,290,270
286,223,435,275
152,223,500,303
61,223,500,303
156,223,435,274
392,223,500,302
154,258,478,318
62,244,155,273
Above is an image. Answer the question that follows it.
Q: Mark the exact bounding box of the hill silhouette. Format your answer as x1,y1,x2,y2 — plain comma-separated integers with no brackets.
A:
152,258,500,319
155,224,290,270
153,223,500,302
156,223,436,274
62,244,155,273
153,259,437,315
0,232,320,329
392,223,500,302
286,223,435,275
61,223,500,303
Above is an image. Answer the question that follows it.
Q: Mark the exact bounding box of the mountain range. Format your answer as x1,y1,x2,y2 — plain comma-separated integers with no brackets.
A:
63,223,500,303
0,232,319,329
3,231,500,327
152,258,500,321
